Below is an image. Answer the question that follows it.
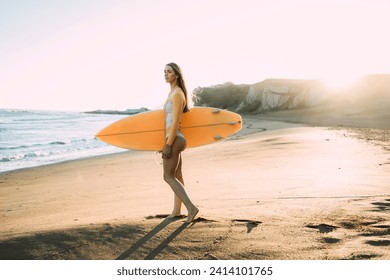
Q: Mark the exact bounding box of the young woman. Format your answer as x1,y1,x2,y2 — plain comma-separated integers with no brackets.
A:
162,62,199,223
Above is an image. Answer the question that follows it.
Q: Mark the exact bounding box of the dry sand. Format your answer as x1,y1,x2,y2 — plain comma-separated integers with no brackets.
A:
1,112,389,260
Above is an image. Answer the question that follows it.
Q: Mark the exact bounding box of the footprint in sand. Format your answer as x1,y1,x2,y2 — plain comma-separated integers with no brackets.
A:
233,219,262,233
365,240,390,247
305,223,338,233
344,253,381,260
361,222,390,248
321,237,342,244
371,200,390,212
359,224,390,237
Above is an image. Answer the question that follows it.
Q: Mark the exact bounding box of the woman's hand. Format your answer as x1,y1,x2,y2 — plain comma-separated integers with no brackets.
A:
162,144,172,159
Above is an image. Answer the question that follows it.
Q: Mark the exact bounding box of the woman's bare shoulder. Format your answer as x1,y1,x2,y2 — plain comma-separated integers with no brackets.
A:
171,87,185,101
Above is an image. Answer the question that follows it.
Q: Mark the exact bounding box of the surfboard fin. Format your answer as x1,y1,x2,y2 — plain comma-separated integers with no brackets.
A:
212,109,221,113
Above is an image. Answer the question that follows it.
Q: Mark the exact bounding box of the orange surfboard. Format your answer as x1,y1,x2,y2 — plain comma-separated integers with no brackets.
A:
96,107,242,151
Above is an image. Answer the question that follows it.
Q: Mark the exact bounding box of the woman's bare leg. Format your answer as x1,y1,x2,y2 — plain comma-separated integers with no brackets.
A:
163,137,198,222
169,154,184,217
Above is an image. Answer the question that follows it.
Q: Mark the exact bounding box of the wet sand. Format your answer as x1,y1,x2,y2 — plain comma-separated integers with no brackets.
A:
1,113,389,260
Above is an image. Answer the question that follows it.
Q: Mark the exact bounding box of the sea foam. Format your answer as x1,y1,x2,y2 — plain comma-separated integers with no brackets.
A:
0,109,126,172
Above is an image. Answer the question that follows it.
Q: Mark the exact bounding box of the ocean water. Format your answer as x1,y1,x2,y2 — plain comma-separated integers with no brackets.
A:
0,109,127,173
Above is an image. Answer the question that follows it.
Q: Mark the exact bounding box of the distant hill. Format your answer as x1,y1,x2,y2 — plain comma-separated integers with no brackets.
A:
192,74,390,116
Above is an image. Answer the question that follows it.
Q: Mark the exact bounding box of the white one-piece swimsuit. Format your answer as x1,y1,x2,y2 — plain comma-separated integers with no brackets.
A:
164,99,185,140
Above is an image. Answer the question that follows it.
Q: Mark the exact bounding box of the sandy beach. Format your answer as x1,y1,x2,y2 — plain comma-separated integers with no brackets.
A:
1,111,389,260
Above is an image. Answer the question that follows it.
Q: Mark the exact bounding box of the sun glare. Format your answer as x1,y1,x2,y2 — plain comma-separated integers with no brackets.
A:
320,74,361,91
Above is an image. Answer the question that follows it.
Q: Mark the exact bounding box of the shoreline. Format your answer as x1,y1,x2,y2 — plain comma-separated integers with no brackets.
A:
0,150,130,176
0,115,303,175
2,109,389,175
1,115,389,260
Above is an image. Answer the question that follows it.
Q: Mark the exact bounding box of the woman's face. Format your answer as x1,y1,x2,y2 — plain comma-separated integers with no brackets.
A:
164,65,178,83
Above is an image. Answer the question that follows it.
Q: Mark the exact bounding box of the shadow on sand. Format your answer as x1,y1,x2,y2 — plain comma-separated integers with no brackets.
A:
116,216,190,260
0,216,192,260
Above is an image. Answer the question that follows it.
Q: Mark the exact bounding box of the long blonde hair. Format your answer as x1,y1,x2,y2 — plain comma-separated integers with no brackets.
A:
166,62,190,113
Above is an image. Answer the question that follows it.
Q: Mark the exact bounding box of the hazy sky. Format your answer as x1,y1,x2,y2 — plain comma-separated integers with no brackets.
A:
1,0,389,111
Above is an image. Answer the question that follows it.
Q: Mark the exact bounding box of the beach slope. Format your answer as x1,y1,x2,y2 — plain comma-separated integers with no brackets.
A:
1,116,389,260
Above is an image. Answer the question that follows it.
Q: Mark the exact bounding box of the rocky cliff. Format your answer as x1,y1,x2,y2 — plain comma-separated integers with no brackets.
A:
192,75,390,115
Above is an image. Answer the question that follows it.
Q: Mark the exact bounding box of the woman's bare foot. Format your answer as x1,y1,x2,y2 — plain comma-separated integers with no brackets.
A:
186,207,199,223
